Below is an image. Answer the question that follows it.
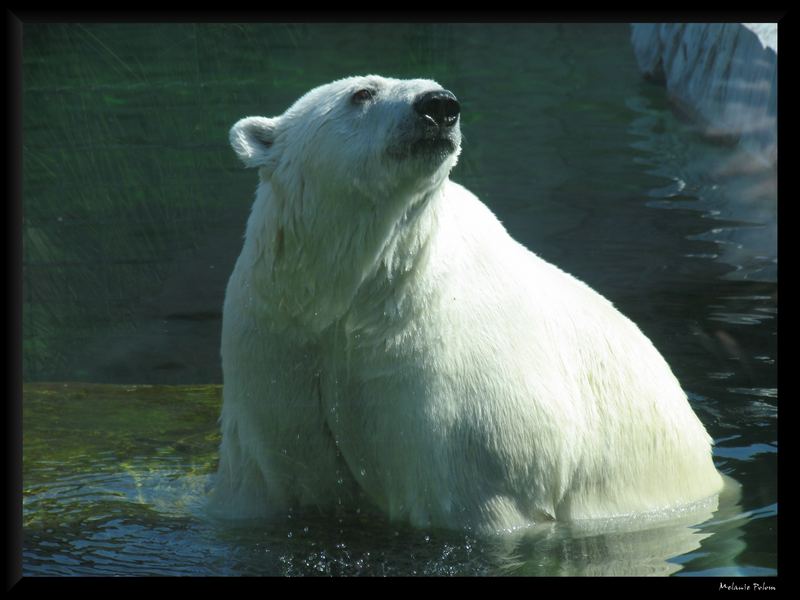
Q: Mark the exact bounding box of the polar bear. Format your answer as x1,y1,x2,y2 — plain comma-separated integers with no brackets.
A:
211,75,724,533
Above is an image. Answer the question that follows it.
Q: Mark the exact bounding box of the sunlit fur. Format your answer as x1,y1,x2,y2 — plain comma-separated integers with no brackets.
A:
211,75,724,533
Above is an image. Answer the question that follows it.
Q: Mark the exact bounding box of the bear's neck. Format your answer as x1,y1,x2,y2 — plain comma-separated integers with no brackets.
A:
243,178,445,333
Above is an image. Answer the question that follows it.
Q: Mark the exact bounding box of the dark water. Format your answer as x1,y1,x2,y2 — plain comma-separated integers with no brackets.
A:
21,23,777,577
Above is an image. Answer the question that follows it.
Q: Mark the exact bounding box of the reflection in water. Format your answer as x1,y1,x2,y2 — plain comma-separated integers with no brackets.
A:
202,494,746,577
626,90,777,283
460,475,744,576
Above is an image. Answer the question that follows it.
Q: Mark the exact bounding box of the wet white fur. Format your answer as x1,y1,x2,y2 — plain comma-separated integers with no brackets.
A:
211,75,724,533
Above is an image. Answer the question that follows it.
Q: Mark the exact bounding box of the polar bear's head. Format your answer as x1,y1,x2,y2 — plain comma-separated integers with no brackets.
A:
229,75,462,201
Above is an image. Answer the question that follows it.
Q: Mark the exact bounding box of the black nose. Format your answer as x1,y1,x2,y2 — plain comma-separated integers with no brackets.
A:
413,90,460,128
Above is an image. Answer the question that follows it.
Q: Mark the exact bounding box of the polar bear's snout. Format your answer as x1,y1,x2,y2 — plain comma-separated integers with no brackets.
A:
413,89,460,128
391,87,461,162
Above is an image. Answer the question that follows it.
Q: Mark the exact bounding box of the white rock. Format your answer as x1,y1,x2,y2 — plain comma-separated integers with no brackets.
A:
630,23,777,165
742,23,777,52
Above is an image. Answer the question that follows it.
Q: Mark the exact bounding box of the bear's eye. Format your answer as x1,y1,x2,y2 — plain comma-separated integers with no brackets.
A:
351,88,375,104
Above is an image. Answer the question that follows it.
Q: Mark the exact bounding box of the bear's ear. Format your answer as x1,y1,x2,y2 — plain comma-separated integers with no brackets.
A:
229,116,280,170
